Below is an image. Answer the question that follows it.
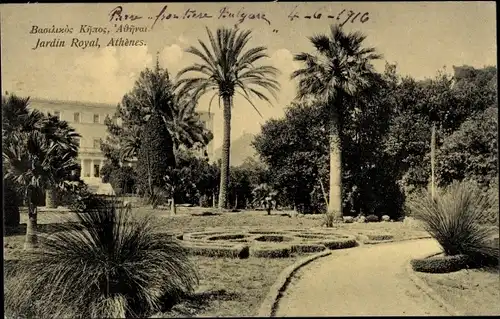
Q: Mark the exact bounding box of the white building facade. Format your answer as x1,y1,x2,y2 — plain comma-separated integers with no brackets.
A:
29,98,214,189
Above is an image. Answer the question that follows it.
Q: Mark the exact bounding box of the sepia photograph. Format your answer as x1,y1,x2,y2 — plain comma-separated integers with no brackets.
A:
1,1,498,317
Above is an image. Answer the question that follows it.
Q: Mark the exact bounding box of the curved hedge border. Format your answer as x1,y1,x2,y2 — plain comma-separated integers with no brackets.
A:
251,246,291,258
185,243,250,259
180,229,359,258
410,254,470,273
405,252,462,316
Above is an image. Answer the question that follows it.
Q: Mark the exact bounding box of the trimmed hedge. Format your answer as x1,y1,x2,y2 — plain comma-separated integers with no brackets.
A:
251,246,291,258
186,244,250,259
320,238,357,250
254,235,294,242
410,254,470,273
291,244,327,254
366,233,394,241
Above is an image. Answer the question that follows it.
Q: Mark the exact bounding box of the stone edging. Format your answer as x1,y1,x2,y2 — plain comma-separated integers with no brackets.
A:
362,235,432,245
256,250,332,317
405,252,463,316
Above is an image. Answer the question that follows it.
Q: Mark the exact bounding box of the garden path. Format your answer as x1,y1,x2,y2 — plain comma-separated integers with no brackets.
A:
274,238,451,316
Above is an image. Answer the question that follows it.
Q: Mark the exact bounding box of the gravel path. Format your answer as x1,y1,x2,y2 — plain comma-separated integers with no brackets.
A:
275,239,452,316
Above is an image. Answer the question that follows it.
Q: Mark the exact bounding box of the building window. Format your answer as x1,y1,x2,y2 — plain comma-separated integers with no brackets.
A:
93,139,100,149
93,114,100,124
94,164,100,178
74,112,80,123
54,111,61,119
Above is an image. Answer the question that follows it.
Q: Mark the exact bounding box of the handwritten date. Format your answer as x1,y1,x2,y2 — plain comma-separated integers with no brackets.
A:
288,5,370,26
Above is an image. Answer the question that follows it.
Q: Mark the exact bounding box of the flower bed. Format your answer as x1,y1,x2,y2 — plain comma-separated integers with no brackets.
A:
177,228,358,258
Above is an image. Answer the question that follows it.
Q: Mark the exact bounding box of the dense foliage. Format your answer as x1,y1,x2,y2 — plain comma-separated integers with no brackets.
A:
135,113,176,198
254,64,497,220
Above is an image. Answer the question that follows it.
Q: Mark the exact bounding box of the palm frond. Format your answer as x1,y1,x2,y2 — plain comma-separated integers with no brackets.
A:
4,198,198,318
409,181,499,265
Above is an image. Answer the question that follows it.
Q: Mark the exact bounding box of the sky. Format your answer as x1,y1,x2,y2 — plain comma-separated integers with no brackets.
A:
1,1,497,150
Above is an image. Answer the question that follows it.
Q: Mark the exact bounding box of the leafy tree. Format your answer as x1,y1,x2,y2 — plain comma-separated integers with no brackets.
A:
239,157,270,188
254,102,328,212
384,65,497,193
291,24,382,221
228,166,252,209
109,166,137,195
436,106,498,188
177,27,280,211
101,60,212,165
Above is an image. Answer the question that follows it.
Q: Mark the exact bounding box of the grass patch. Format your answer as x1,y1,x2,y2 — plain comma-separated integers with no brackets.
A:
415,268,500,315
155,256,301,317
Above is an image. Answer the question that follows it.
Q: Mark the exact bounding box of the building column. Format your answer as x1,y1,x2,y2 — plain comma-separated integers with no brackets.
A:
90,159,95,178
80,158,85,177
98,159,103,179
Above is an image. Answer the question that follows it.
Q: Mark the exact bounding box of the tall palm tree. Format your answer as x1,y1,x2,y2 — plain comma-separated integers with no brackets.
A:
2,95,80,249
3,129,80,249
41,114,80,208
291,24,382,220
176,27,281,211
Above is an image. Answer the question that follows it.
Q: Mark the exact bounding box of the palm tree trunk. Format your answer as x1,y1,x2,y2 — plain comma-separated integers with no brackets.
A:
327,128,343,220
430,124,436,200
218,95,232,211
45,188,58,208
171,192,176,215
212,191,217,208
24,198,38,250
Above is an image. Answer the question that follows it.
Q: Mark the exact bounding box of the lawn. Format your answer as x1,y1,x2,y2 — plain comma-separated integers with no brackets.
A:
415,268,500,316
4,206,431,317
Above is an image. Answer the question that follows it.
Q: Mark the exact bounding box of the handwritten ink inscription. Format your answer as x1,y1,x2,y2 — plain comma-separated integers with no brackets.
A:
287,5,369,27
28,5,373,51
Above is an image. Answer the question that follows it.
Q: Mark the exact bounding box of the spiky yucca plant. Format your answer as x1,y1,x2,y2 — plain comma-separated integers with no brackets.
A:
4,197,198,318
409,181,499,266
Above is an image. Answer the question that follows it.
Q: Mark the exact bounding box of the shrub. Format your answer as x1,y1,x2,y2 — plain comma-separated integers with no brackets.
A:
4,197,198,318
366,214,379,222
408,181,499,266
324,212,336,227
410,254,471,273
109,166,137,195
343,216,355,223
